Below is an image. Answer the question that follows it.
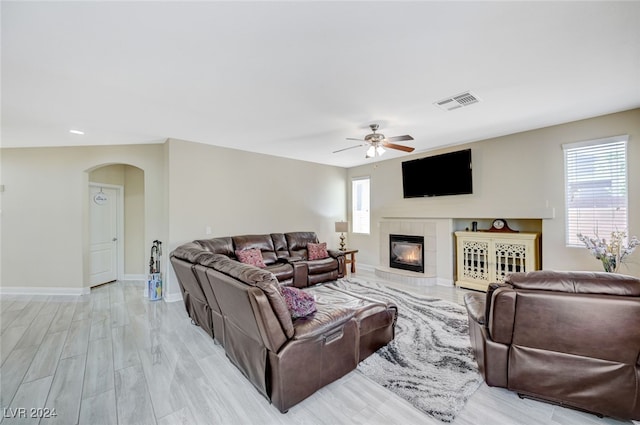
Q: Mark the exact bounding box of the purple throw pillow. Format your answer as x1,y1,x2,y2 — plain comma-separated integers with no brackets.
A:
307,242,329,260
235,248,266,268
280,286,317,318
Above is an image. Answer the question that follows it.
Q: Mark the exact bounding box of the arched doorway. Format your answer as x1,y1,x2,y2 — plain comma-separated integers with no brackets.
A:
87,163,146,286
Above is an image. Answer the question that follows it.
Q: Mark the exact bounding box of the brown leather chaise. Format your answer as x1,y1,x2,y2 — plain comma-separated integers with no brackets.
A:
463,270,640,420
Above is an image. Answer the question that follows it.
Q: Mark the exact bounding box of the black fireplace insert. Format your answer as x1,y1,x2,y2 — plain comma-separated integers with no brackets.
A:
389,234,424,273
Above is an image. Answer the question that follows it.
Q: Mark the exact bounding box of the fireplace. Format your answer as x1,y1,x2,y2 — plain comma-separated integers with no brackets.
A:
389,234,424,273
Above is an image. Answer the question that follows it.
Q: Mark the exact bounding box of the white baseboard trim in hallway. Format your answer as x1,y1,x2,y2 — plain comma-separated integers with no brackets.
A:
122,274,146,281
163,291,183,303
0,286,90,296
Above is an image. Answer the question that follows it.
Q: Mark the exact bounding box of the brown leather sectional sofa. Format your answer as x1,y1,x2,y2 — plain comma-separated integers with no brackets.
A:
464,270,640,420
170,231,397,413
194,232,346,287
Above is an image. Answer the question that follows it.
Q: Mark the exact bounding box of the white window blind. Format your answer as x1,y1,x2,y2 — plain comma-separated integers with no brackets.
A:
352,177,370,234
563,135,629,247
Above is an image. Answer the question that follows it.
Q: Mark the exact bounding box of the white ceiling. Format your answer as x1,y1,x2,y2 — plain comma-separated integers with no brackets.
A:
2,1,640,168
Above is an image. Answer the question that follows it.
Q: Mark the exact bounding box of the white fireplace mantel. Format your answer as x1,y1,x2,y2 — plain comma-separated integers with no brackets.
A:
376,217,454,286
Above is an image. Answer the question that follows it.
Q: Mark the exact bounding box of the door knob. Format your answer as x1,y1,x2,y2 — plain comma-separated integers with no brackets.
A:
112,237,118,242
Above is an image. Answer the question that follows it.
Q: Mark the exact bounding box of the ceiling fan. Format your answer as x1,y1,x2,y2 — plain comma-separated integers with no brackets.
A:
333,124,415,158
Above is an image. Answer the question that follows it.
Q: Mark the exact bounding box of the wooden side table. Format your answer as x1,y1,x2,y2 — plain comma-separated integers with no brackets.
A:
340,249,358,274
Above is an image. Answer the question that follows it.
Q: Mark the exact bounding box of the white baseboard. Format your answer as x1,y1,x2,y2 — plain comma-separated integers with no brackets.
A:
122,274,146,281
163,291,183,303
0,286,90,297
355,263,375,272
436,277,455,287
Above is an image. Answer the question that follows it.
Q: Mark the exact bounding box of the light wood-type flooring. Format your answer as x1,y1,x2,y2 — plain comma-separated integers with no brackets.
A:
0,270,635,425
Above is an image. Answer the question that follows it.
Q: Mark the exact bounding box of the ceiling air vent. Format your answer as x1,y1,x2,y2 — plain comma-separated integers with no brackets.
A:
435,91,480,111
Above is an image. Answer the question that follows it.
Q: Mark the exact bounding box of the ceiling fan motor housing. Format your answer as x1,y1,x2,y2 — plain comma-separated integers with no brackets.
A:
365,134,384,143
365,123,384,142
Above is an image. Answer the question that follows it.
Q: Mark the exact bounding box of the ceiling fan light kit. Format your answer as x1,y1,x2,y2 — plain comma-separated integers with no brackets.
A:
336,124,415,159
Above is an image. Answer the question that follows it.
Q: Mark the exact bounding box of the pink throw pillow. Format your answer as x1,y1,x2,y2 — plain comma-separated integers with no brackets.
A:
280,286,317,318
307,242,329,260
235,248,266,268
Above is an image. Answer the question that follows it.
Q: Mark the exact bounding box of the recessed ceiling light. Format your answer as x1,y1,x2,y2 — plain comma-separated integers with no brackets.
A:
69,129,85,135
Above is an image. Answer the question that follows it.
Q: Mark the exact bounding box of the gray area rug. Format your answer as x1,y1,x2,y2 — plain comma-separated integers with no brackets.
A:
330,278,482,423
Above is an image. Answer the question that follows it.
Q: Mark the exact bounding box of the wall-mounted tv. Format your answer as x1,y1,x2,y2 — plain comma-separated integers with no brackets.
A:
402,149,472,198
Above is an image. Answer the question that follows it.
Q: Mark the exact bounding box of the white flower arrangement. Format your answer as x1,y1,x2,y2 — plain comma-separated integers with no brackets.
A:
577,230,639,273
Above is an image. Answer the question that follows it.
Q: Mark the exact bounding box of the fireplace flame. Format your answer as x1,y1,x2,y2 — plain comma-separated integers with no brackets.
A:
400,250,419,262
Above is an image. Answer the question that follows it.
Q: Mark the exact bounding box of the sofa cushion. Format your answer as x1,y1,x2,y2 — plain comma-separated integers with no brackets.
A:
265,262,294,282
281,286,317,318
270,233,290,260
506,270,640,296
306,257,339,274
307,242,329,260
236,248,267,268
285,231,319,259
233,234,278,265
171,241,213,263
195,237,235,257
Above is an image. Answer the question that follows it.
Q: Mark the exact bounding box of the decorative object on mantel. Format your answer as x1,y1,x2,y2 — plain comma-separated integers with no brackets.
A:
335,221,348,251
577,230,639,273
486,218,518,233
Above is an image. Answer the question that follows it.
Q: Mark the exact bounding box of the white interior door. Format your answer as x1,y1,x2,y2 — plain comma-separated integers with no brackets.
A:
89,185,119,286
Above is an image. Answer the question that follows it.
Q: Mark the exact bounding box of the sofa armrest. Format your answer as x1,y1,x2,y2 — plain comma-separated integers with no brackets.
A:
291,262,308,288
328,250,346,278
463,292,486,326
327,249,344,258
488,286,516,345
485,282,512,324
248,289,289,352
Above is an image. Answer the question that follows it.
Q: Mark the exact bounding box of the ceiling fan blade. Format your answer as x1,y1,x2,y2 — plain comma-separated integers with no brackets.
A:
383,142,415,153
386,135,414,142
346,137,366,141
333,144,363,154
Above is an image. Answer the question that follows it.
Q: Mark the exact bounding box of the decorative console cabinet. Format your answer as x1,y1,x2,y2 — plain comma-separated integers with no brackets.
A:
455,231,540,291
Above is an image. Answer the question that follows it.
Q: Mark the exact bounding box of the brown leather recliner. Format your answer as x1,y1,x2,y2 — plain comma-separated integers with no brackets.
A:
463,270,640,420
284,231,345,286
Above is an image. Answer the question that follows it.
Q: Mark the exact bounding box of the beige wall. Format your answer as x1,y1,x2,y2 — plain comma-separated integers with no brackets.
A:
164,138,347,299
1,144,166,290
0,139,346,298
2,108,637,295
347,109,640,278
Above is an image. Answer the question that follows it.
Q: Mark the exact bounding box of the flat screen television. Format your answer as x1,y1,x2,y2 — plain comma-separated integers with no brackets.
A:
402,149,472,198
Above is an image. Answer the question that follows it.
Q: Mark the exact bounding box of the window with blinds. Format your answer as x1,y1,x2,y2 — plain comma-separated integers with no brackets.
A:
563,135,629,247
